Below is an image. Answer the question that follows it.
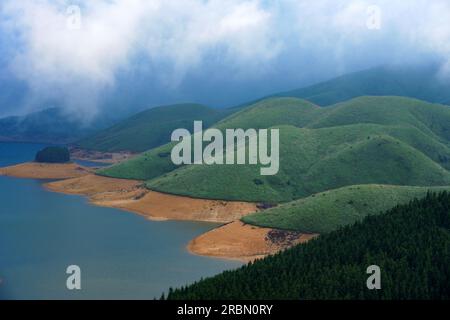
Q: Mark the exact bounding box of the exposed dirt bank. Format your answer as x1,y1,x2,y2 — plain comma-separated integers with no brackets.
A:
188,221,319,262
45,174,259,223
2,161,315,261
0,162,92,179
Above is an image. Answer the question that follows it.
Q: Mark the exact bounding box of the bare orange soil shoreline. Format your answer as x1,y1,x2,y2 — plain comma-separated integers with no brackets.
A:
188,221,318,262
1,162,318,261
0,162,92,179
45,174,258,223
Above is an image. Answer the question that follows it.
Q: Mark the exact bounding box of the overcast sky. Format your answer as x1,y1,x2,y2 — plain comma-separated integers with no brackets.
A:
1,0,450,120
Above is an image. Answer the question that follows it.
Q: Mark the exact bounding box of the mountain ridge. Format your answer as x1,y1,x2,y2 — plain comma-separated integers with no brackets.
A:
100,96,450,204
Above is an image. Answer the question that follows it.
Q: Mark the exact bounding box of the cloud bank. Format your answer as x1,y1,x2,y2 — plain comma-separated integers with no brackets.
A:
1,0,450,119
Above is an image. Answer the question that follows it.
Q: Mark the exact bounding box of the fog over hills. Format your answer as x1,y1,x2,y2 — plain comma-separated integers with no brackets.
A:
2,63,448,145
75,64,450,152
2,0,450,121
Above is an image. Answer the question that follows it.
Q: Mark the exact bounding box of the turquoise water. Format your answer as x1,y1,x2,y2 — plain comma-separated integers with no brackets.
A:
0,142,242,299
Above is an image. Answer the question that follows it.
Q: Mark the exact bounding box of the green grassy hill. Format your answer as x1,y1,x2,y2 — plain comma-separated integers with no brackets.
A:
101,96,450,203
97,142,178,181
308,96,450,141
97,98,320,181
215,97,321,129
145,127,450,202
79,65,450,152
242,185,450,233
97,97,319,180
77,104,229,153
167,192,450,300
276,65,450,106
231,65,450,109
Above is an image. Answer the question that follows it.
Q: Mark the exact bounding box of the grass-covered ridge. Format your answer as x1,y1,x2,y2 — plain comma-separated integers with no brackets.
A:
97,98,320,181
231,65,450,109
275,65,450,106
167,192,450,300
101,96,450,203
308,96,450,142
97,142,178,181
77,103,230,153
145,127,450,202
79,64,450,153
242,184,450,233
214,97,321,130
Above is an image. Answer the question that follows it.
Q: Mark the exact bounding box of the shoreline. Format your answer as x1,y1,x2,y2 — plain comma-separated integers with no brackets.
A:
69,146,136,164
0,162,93,179
1,162,318,261
187,221,319,262
45,174,259,224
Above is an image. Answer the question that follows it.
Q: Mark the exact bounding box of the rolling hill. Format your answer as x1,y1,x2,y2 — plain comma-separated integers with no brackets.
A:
215,98,321,130
99,95,450,236
76,103,231,153
99,96,450,201
242,184,450,233
121,96,450,202
97,142,179,181
79,64,450,153
144,127,450,202
2,64,448,147
97,97,323,182
272,64,450,106
166,192,450,300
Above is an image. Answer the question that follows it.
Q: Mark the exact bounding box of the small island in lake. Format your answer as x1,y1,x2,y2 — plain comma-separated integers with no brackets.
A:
35,146,71,164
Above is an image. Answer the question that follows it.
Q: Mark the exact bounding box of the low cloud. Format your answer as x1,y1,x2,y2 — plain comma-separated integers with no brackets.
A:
1,0,450,119
0,0,280,120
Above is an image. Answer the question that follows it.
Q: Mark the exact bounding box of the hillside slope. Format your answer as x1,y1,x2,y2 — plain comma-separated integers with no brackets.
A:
308,96,450,141
167,192,450,300
80,64,450,152
276,65,450,106
77,104,229,153
242,185,450,233
215,98,321,129
96,97,320,180
0,108,112,144
146,127,450,202
100,96,450,202
137,97,450,202
97,142,178,181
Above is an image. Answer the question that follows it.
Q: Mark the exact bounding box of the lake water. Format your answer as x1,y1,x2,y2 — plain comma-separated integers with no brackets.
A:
0,142,242,300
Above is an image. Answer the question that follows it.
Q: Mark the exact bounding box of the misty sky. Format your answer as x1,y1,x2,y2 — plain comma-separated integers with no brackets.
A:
1,0,450,121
